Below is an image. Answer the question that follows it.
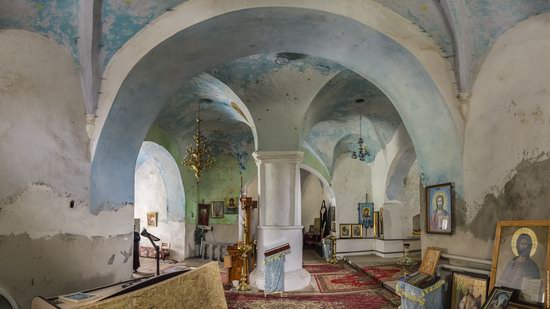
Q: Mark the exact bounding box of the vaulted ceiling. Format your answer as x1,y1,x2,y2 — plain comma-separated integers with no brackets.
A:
2,0,549,178
2,0,549,88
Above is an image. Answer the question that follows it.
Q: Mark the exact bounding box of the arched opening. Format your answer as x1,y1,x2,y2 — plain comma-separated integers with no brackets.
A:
134,141,186,260
91,7,463,216
90,5,463,287
300,167,336,262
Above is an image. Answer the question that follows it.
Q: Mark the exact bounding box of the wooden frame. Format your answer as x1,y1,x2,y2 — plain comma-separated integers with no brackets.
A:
146,212,158,227
425,182,453,235
419,246,441,276
211,201,224,218
351,224,363,238
224,197,238,215
482,286,514,309
340,224,351,239
198,203,209,226
450,271,489,309
490,220,550,308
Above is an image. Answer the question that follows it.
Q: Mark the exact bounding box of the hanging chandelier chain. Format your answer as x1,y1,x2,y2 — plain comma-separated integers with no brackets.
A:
351,113,370,162
182,101,215,181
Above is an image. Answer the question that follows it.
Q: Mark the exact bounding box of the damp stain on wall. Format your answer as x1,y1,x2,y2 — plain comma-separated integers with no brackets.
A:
469,155,550,240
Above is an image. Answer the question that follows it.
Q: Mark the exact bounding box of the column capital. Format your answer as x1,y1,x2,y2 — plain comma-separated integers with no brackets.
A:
253,151,304,164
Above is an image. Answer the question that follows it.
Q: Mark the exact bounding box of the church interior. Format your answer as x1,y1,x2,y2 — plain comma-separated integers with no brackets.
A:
1,1,550,308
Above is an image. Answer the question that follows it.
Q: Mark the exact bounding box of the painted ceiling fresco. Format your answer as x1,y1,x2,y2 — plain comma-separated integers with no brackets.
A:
0,0,79,61
154,73,254,170
304,70,402,171
100,0,188,69
373,0,454,57
2,0,549,177
2,0,549,82
153,54,401,176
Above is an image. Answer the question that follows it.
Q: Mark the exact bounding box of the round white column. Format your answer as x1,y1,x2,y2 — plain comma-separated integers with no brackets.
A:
249,151,311,291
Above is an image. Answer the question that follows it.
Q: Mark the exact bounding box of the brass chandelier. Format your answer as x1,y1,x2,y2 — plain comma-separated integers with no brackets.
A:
182,102,215,181
351,114,370,161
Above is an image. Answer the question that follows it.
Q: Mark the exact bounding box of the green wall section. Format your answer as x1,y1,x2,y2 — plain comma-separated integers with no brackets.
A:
302,147,331,185
145,125,257,225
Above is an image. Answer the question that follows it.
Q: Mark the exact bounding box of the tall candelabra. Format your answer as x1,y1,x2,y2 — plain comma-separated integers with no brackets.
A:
235,195,256,291
329,234,338,264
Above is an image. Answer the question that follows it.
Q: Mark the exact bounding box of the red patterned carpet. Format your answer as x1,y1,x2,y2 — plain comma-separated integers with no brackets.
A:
225,290,399,309
225,262,400,308
314,272,379,293
303,263,347,274
361,266,404,283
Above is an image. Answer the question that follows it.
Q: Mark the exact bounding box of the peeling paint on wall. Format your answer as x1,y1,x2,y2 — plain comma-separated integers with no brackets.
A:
470,155,550,240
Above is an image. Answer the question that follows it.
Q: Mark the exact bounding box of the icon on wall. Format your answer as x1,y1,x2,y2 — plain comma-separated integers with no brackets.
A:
340,224,351,239
198,204,209,226
211,201,224,218
146,212,158,227
224,197,238,215
425,183,453,234
358,202,374,229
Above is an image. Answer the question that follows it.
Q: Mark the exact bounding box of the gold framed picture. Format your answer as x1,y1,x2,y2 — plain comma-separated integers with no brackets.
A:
351,224,363,238
419,246,441,276
211,201,224,218
490,220,550,307
146,212,158,227
340,224,351,238
450,272,489,308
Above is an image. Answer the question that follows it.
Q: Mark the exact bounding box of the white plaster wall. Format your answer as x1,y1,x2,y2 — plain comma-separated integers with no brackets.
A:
464,12,550,214
0,30,131,307
301,172,333,232
332,154,373,236
382,161,420,239
184,224,238,258
400,162,421,237
374,124,414,207
423,12,550,260
135,160,186,260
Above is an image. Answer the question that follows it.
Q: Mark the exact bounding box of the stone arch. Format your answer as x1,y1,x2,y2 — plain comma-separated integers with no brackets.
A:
91,7,464,214
135,141,185,222
300,164,336,205
385,145,417,202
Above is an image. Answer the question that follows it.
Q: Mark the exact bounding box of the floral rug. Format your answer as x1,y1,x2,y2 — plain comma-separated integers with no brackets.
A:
303,263,347,275
361,266,405,283
314,272,380,293
225,290,399,309
225,261,400,308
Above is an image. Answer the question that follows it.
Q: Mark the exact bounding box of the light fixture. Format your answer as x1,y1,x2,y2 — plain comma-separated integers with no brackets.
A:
351,114,370,161
182,101,215,181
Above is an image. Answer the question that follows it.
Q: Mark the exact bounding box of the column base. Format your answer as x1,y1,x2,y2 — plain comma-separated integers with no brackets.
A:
250,267,311,291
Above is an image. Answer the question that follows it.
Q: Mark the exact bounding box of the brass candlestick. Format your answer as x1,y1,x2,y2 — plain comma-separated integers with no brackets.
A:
236,241,252,291
397,243,416,276
329,234,338,264
235,195,256,291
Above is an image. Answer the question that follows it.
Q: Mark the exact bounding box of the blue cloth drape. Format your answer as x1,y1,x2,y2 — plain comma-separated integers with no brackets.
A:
264,252,285,294
396,277,447,309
